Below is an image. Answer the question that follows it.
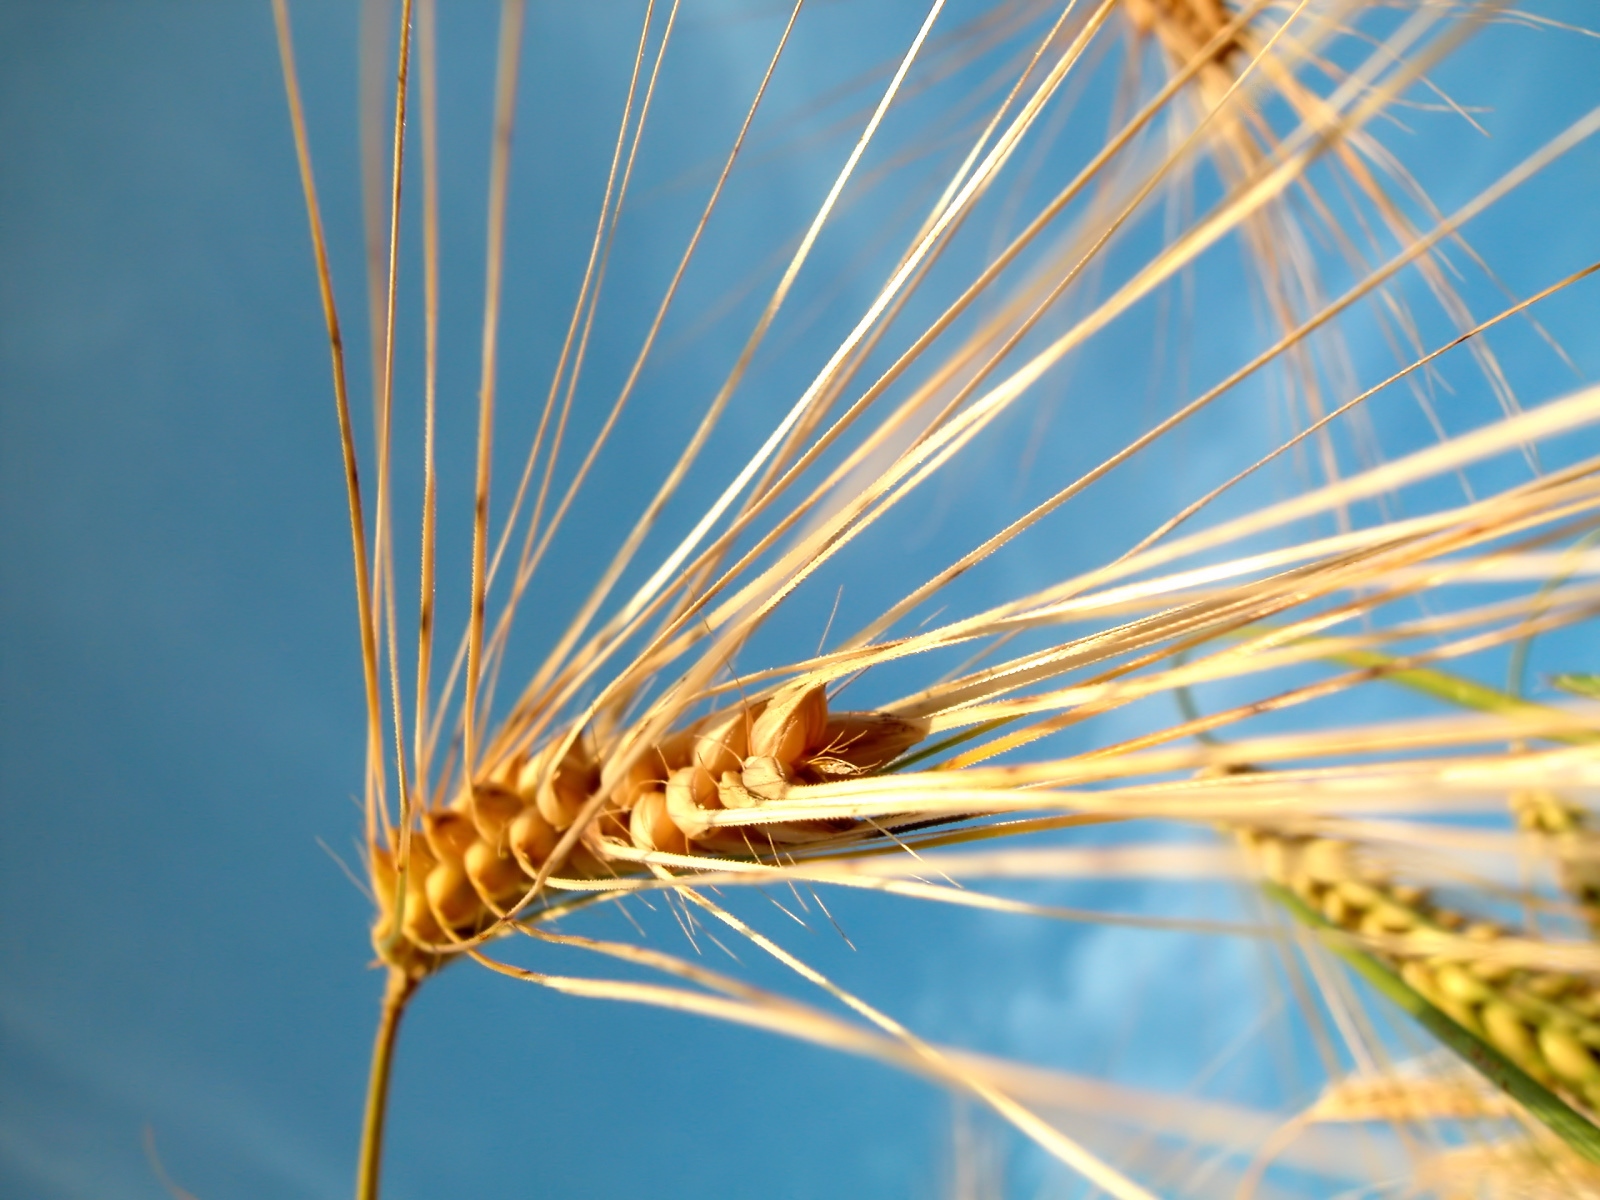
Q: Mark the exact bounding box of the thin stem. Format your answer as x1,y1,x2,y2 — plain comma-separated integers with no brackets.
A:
356,968,420,1200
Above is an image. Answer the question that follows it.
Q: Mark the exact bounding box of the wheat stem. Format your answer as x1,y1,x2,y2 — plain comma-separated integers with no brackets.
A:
356,968,419,1200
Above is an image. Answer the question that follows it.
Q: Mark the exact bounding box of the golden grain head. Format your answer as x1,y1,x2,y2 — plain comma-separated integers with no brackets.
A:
384,679,934,959
271,0,1600,1192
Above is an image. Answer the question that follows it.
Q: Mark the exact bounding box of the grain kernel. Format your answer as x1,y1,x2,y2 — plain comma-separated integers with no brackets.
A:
1527,973,1571,1001
629,789,689,856
1435,964,1491,1006
468,782,524,842
519,738,597,830
1538,1024,1600,1086
508,805,559,872
1255,837,1290,884
1401,961,1441,1005
1302,839,1353,884
425,857,484,931
1482,1002,1538,1067
749,681,828,763
424,810,478,859
1334,879,1382,909
464,838,529,908
693,703,765,780
1390,884,1425,907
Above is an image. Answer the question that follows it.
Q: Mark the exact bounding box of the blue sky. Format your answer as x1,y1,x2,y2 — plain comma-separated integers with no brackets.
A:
3,3,1598,1198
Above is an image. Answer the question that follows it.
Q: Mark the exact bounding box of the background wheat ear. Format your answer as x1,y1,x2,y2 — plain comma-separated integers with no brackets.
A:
3,1,1600,1198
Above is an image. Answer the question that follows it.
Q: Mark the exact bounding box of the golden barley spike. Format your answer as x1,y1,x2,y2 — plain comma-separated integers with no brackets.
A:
275,0,1600,1194
374,679,930,958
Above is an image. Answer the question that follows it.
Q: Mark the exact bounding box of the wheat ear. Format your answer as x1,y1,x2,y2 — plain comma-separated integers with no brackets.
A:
1240,825,1600,1134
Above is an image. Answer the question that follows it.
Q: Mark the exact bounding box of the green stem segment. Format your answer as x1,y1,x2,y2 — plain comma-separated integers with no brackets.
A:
1265,883,1600,1162
357,968,420,1200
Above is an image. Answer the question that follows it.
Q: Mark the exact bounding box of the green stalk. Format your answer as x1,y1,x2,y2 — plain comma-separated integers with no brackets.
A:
357,969,420,1200
1325,649,1599,744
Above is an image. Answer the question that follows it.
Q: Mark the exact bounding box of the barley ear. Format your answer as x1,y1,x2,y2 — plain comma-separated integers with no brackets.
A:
1244,829,1600,1161
1267,881,1600,1161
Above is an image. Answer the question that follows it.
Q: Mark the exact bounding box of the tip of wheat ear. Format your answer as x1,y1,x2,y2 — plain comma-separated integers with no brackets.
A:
372,680,929,963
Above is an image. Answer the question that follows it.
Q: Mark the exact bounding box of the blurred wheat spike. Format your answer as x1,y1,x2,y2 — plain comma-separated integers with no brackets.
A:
273,0,1599,1196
